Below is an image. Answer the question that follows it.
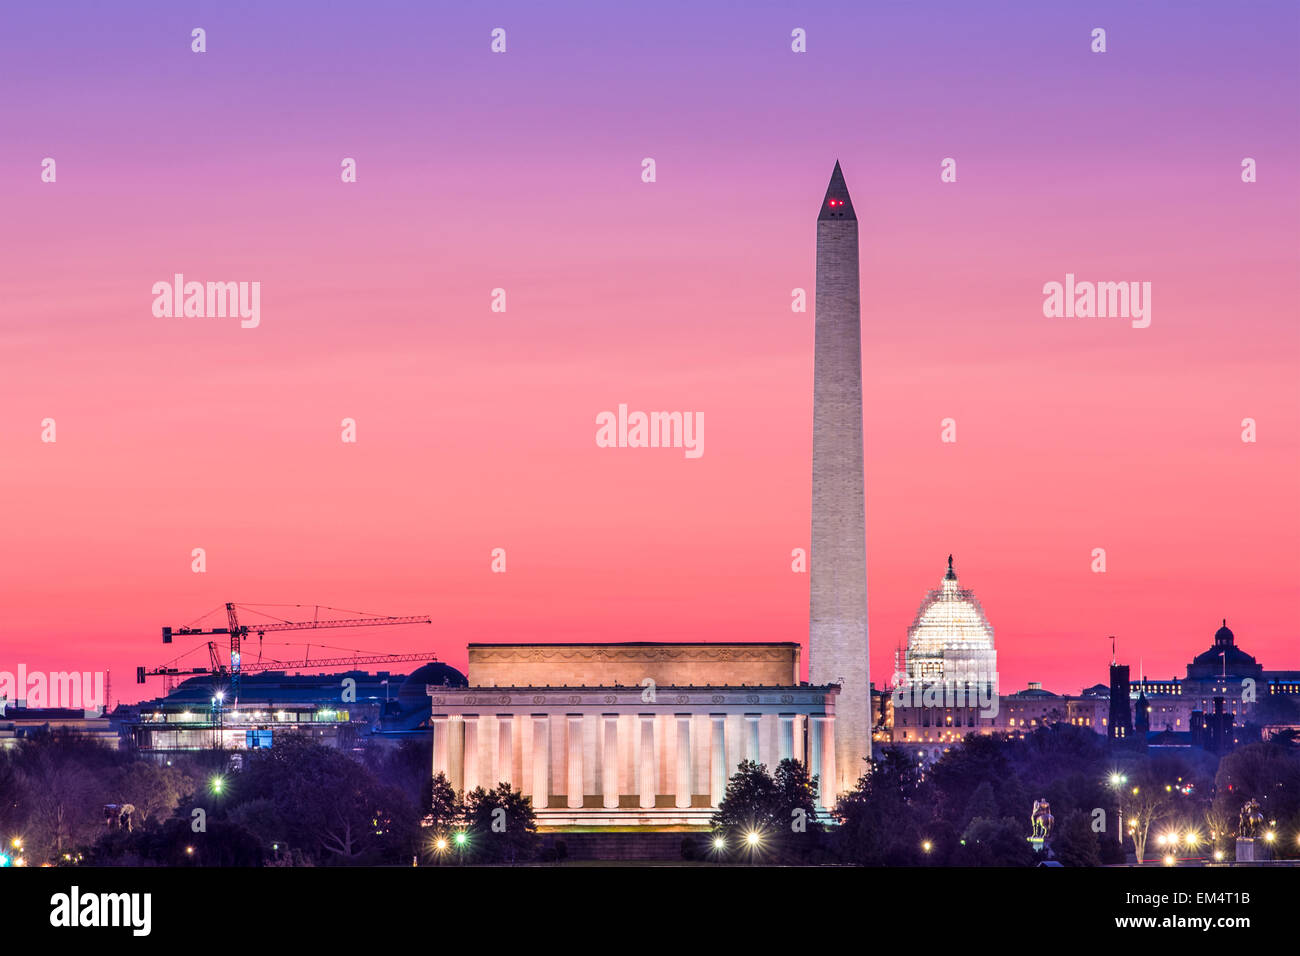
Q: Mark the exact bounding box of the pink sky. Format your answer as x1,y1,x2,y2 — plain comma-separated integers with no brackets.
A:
1,1,1296,703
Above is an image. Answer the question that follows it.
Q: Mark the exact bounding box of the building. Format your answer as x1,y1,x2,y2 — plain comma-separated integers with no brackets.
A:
1108,664,1133,741
888,682,1072,763
122,663,465,757
1126,621,1297,741
897,556,998,694
875,619,1297,762
0,707,121,750
429,643,840,828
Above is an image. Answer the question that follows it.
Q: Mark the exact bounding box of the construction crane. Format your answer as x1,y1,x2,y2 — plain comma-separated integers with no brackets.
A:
137,602,435,702
136,645,442,696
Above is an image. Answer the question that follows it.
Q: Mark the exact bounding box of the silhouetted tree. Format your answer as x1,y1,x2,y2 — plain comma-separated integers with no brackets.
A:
834,746,929,865
239,736,418,865
461,782,538,864
710,759,822,862
954,817,1034,867
1054,810,1102,867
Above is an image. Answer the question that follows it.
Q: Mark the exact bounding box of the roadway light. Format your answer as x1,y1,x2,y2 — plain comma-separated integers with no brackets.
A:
713,836,726,851
745,831,761,848
1264,831,1276,843
10,837,20,850
1214,850,1224,861
922,840,933,853
435,837,448,851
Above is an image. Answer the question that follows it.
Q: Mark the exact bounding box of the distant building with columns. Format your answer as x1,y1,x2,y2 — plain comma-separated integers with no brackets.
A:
429,642,840,829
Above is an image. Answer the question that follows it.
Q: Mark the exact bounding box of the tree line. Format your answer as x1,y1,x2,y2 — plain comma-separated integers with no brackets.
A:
1,723,1295,865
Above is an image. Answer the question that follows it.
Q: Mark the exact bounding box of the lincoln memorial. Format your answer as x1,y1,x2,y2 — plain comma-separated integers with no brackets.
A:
429,642,841,828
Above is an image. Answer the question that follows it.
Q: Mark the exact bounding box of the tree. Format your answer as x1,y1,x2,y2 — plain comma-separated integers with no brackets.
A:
929,734,1021,825
89,816,264,866
428,772,458,829
962,781,998,830
113,761,194,827
1120,781,1170,864
954,816,1035,867
710,759,822,862
834,747,930,865
416,772,462,863
18,749,101,861
461,783,537,864
240,736,419,865
1054,810,1102,867
1212,741,1300,840
7,729,129,863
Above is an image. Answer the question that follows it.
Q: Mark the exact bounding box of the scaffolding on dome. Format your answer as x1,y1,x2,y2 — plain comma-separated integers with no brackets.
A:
901,556,999,694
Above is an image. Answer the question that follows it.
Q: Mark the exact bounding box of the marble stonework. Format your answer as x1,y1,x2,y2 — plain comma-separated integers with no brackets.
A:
430,653,839,828
466,642,801,690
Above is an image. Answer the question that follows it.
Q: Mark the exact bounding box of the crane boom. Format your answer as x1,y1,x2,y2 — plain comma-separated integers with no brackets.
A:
241,651,438,674
150,603,434,702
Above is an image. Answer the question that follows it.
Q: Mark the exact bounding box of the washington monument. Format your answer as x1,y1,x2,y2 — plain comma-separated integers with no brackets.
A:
810,161,870,797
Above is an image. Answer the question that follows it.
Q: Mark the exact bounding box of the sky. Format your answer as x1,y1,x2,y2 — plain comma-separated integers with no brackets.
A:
1,1,1297,704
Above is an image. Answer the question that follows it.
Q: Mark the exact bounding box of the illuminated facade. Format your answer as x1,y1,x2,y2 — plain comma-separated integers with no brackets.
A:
899,556,998,695
876,620,1298,763
429,643,841,828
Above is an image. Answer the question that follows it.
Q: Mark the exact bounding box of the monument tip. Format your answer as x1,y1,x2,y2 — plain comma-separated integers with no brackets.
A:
819,161,856,222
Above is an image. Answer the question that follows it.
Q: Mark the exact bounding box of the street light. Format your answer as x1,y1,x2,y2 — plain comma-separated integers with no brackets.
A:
1107,774,1127,844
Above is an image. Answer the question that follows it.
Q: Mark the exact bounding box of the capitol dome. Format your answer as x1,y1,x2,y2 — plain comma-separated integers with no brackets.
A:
900,556,998,692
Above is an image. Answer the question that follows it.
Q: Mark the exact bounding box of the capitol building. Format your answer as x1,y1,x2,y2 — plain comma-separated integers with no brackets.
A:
896,556,998,695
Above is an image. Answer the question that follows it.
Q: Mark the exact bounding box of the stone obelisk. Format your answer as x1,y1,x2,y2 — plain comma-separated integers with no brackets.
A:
810,161,870,797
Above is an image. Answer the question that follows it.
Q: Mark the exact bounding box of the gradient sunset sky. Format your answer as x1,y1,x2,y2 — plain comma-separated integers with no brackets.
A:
2,1,1297,703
